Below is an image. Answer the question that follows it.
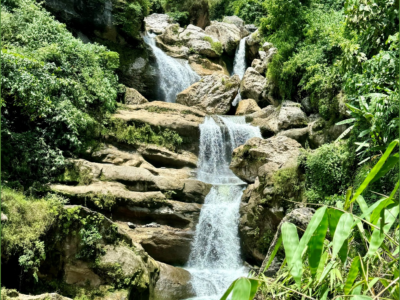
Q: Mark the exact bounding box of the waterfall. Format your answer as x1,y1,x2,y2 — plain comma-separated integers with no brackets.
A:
233,38,247,79
187,116,261,299
143,33,200,103
232,38,247,107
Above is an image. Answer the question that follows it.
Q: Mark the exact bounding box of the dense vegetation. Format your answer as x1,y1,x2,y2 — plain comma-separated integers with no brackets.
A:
1,0,120,188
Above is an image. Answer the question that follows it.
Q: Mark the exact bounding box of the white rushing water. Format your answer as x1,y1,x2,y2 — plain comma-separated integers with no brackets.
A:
143,33,200,103
232,38,247,107
187,116,261,299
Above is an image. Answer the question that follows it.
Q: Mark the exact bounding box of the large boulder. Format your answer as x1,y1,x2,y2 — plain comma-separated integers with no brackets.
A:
188,55,229,76
222,16,245,28
205,21,242,55
151,263,195,300
240,68,268,106
235,99,261,115
245,30,261,63
250,101,308,137
230,136,302,183
120,222,194,265
125,87,148,105
158,24,222,58
144,14,175,35
230,136,304,264
176,74,240,114
251,46,278,75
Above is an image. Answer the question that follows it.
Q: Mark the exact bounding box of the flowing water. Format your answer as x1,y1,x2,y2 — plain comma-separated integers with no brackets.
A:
186,116,261,299
232,38,247,107
143,33,200,103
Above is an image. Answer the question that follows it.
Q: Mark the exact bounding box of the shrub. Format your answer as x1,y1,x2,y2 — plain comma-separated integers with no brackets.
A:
1,0,119,187
301,143,355,203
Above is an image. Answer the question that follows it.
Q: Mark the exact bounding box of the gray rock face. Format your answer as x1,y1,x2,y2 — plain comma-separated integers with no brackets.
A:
250,101,308,136
144,14,175,35
124,87,148,105
230,135,302,183
245,30,261,63
176,74,240,115
245,24,258,32
235,99,261,115
156,24,222,58
230,136,305,264
152,263,195,300
188,55,229,77
240,67,268,104
1,212,8,222
205,21,242,55
251,46,278,75
121,222,194,265
223,16,245,28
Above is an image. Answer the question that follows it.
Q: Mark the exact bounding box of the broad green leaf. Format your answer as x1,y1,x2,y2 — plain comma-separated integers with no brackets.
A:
319,284,329,300
332,213,353,260
370,181,399,225
328,208,344,238
248,279,260,300
352,199,386,228
315,251,328,283
355,196,368,216
338,239,348,263
370,153,399,184
352,296,371,300
308,212,328,277
344,257,360,295
317,261,336,285
263,235,282,273
367,204,399,256
220,279,237,300
231,278,251,300
281,222,299,270
292,207,327,286
350,139,399,204
336,118,356,125
344,188,353,210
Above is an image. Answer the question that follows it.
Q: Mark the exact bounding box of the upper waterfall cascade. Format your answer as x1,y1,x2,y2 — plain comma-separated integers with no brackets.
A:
232,38,247,107
143,33,200,103
187,116,261,299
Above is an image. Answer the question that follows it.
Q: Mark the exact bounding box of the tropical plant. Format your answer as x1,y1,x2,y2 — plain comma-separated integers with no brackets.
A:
222,140,399,299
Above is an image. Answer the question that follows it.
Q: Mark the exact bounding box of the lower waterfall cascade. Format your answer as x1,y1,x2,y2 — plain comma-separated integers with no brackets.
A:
186,116,262,299
143,32,200,103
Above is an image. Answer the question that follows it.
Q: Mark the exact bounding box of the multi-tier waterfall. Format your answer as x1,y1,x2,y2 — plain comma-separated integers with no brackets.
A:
187,116,261,299
143,33,200,103
232,38,247,106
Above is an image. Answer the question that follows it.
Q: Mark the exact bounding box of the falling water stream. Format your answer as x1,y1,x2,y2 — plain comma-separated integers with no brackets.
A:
143,33,200,103
186,116,261,299
232,38,247,107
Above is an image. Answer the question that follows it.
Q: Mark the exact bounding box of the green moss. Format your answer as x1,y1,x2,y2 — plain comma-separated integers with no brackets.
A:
202,36,223,56
256,228,274,254
94,262,132,289
105,119,183,151
144,106,174,113
58,162,93,186
272,167,304,200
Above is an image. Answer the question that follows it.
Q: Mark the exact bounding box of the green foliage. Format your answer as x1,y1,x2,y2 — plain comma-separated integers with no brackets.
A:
166,11,189,24
19,241,46,282
1,0,119,187
223,141,399,299
95,262,132,289
209,0,266,24
76,227,103,260
105,119,183,151
301,143,355,203
202,36,223,56
112,0,150,39
1,188,65,258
